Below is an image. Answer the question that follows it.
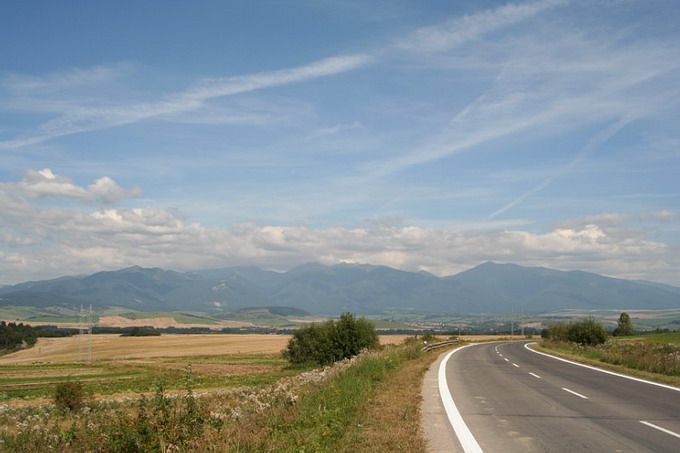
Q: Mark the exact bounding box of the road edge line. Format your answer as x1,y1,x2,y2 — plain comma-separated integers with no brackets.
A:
524,342,680,392
439,345,484,453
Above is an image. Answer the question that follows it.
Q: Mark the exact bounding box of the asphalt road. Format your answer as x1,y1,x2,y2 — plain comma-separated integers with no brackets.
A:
438,341,680,452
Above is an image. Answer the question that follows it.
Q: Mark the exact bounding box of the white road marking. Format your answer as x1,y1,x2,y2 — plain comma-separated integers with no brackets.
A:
524,343,680,392
439,346,484,453
512,363,520,368
504,358,509,362
562,387,588,399
529,372,541,379
640,421,680,439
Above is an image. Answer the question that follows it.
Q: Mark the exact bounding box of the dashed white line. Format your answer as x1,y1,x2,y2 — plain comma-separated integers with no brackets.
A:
504,358,509,362
529,372,541,379
512,363,520,368
639,421,680,439
562,387,588,399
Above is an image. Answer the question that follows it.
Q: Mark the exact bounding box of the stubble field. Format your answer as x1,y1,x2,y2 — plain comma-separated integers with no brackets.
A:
0,334,412,405
0,334,411,364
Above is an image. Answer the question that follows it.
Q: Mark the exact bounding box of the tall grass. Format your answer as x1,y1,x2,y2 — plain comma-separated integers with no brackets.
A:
0,339,432,452
540,339,680,377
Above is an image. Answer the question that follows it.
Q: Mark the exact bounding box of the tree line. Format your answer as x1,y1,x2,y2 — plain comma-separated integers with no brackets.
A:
0,321,38,350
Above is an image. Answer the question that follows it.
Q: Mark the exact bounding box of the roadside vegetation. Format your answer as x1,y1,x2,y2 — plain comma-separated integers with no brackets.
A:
283,313,379,365
538,318,680,386
0,315,446,452
0,339,441,452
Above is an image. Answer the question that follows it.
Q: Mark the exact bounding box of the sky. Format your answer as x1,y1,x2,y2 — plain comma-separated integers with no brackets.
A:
1,0,679,285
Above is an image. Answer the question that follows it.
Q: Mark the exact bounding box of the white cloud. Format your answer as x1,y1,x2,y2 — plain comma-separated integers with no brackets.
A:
397,0,566,52
360,19,680,189
0,54,372,150
0,172,677,285
0,168,140,204
306,121,360,140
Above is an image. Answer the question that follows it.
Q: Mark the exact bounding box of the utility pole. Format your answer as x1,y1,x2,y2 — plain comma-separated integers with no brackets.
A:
78,304,84,362
511,308,514,336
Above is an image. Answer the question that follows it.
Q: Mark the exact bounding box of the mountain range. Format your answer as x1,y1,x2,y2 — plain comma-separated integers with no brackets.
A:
1,262,678,315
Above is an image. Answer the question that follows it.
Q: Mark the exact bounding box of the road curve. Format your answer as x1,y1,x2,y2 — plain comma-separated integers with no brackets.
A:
436,341,680,452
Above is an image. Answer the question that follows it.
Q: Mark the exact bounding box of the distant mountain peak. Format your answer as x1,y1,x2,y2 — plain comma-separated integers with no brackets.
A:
1,262,678,315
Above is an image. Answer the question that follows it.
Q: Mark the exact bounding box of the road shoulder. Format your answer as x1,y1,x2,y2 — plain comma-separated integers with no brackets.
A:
421,347,464,453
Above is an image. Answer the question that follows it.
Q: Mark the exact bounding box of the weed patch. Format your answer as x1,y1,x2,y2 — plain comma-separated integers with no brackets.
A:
537,339,680,386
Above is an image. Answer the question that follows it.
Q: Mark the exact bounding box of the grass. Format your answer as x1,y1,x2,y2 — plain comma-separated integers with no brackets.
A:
117,311,220,325
625,332,680,344
0,352,295,402
339,343,438,451
535,338,680,387
214,338,435,452
0,337,438,451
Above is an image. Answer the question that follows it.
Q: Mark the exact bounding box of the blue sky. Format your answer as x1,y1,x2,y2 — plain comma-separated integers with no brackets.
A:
1,0,679,285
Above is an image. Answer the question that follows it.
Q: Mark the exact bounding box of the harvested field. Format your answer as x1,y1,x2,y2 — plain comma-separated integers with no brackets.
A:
97,315,252,328
0,334,414,364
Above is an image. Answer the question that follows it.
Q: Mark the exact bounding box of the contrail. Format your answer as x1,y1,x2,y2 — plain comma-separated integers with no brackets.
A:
488,115,636,219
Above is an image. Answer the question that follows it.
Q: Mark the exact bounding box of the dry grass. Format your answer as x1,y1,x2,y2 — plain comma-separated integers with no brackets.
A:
339,347,439,452
0,334,411,364
0,334,292,364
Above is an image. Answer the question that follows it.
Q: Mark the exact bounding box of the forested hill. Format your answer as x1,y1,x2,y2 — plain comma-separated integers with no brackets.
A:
1,262,678,315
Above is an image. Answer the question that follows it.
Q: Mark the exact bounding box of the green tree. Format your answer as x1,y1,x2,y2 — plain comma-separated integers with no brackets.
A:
612,312,633,336
283,313,379,365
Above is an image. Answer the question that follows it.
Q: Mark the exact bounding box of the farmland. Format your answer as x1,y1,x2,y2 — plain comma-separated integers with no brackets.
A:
0,333,411,405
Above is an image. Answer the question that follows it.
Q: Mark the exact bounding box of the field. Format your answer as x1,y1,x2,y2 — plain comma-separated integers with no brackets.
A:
538,308,680,330
0,334,412,406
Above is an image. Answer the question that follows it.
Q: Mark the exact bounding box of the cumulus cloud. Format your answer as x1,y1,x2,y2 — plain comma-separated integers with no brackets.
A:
0,168,140,204
0,172,677,285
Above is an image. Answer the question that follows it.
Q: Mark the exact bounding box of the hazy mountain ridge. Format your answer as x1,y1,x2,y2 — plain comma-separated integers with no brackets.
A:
0,262,678,315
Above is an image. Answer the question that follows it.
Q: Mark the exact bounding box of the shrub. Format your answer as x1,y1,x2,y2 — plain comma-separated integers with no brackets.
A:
283,313,379,365
541,322,570,342
542,318,608,346
567,318,608,346
54,380,89,412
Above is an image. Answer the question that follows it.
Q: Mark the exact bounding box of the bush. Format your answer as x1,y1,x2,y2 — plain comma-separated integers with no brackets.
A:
283,313,379,365
542,318,607,346
541,322,570,342
567,318,608,346
54,380,89,412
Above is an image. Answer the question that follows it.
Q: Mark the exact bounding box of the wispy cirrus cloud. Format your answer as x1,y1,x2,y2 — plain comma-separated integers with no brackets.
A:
0,1,566,152
361,27,680,185
0,54,372,150
397,0,566,52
